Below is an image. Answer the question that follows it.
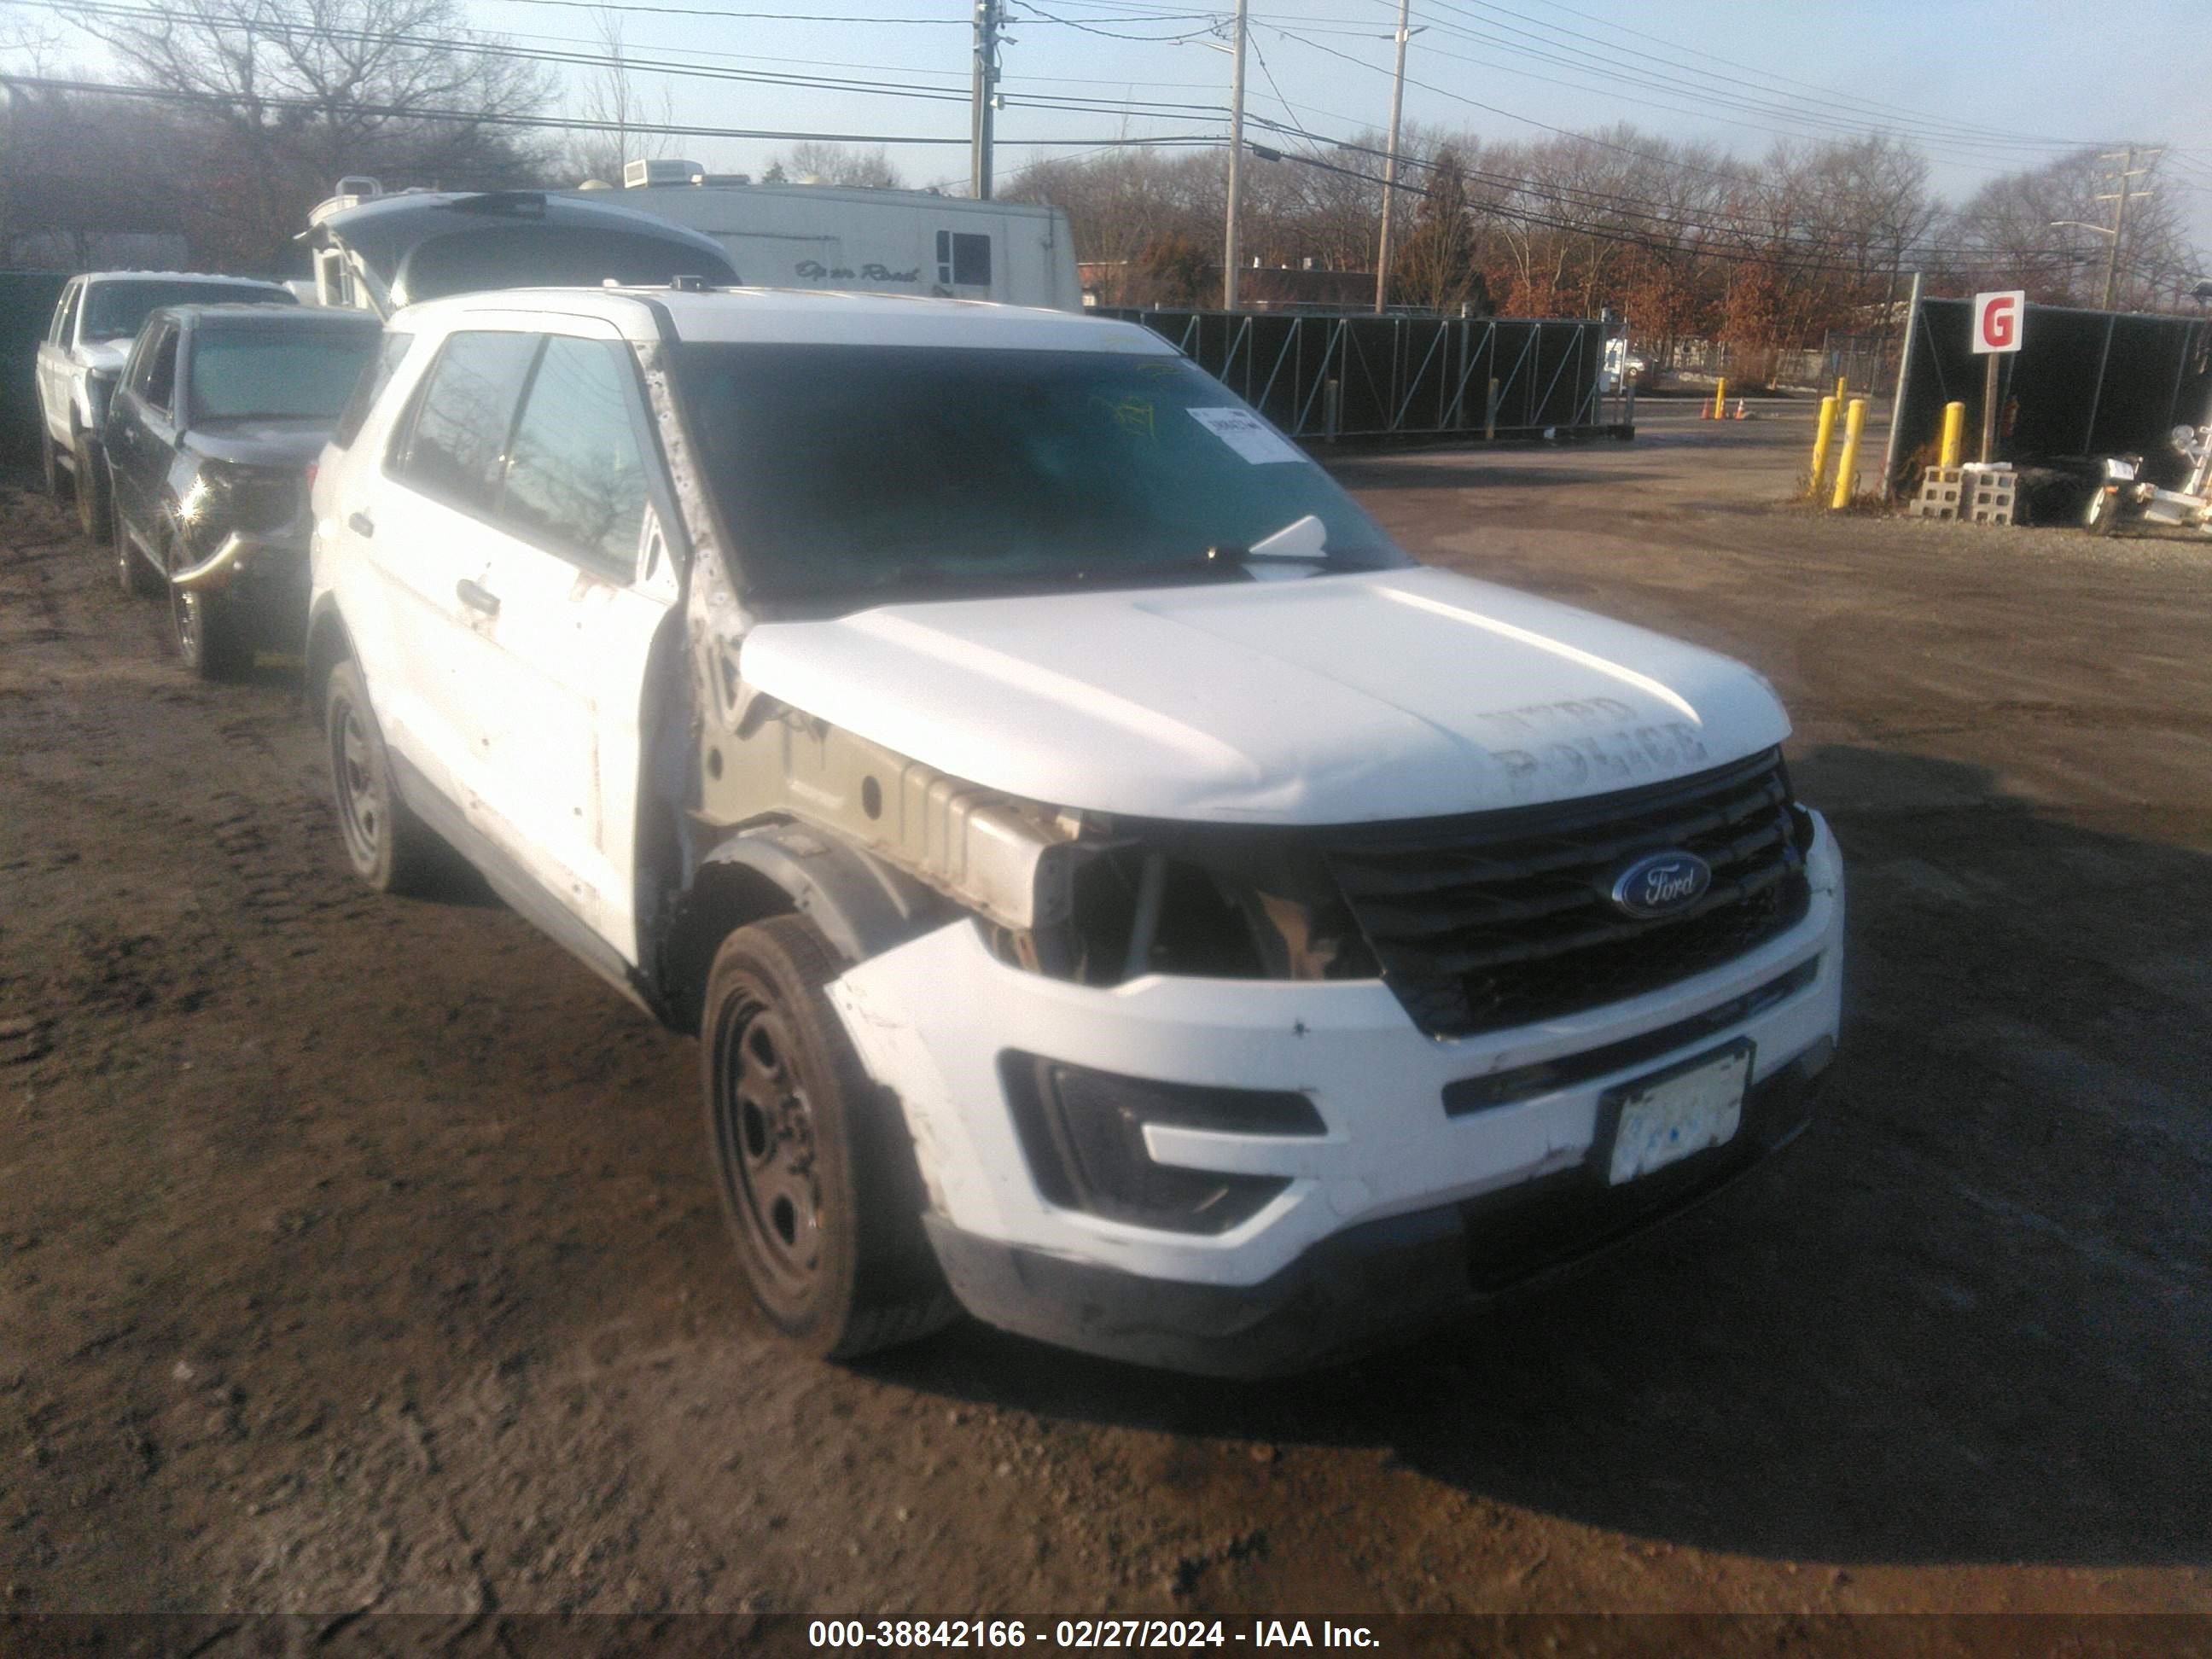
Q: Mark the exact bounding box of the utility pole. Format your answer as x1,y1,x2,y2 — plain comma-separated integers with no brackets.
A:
1222,0,1247,310
970,0,999,201
1372,0,1412,314
2095,145,2160,310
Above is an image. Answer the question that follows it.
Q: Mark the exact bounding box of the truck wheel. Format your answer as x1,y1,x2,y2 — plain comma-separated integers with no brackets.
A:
172,579,250,682
324,659,434,894
73,433,110,540
701,915,956,1359
40,426,67,500
113,501,162,598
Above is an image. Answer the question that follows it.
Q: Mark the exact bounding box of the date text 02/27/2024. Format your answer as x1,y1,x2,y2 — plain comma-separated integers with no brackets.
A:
806,1621,1381,1650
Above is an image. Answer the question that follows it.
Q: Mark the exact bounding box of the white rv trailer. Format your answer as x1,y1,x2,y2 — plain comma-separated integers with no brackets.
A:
579,159,1083,311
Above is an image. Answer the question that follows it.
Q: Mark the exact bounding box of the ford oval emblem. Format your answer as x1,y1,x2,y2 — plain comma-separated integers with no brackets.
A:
1610,850,1712,919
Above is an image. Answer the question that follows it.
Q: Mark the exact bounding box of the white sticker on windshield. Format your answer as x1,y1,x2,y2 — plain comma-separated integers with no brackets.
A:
1188,405,1305,464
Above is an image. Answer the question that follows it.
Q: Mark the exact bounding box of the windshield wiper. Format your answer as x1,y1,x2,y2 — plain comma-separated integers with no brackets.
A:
1206,512,1332,567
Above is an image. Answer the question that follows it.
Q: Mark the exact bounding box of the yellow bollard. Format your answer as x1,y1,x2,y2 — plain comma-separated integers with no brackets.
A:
1938,400,1965,469
1711,378,1727,420
1830,397,1867,509
1834,374,1848,406
1808,394,1838,498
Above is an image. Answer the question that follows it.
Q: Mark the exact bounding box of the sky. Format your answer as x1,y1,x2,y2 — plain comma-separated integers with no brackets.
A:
441,0,2212,249
12,0,2210,249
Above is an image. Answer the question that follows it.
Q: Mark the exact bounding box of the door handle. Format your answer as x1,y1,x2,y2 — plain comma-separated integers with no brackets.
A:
346,511,375,538
455,579,501,618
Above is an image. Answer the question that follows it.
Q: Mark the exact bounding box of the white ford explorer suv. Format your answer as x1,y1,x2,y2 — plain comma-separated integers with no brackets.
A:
307,283,1844,1376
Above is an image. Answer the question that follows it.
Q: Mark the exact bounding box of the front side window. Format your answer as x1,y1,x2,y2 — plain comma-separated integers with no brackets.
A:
81,280,293,343
134,323,180,415
677,343,1406,607
499,336,649,573
393,330,539,514
331,331,414,450
187,329,382,423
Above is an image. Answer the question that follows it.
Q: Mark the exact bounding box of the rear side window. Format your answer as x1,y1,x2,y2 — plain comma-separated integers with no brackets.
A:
498,336,650,573
393,330,539,513
332,331,413,450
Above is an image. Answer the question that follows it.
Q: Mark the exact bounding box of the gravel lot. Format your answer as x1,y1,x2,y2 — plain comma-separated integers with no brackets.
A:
3,403,2209,1633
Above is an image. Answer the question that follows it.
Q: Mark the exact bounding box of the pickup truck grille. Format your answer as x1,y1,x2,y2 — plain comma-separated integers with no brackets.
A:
1327,750,1810,1039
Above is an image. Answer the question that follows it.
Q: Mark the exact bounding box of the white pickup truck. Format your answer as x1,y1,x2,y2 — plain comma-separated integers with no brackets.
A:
307,282,1843,1376
35,271,295,538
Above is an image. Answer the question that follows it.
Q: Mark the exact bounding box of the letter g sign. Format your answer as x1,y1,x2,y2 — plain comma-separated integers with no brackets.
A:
1972,290,2026,354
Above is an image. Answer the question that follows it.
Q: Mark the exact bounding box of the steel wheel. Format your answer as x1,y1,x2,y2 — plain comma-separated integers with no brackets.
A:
114,503,160,598
712,998,824,1303
334,697,383,870
73,434,109,539
172,583,206,669
698,916,955,1359
40,426,66,499
323,659,433,894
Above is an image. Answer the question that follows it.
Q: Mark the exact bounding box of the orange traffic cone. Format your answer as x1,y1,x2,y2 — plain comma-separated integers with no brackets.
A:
1732,399,1748,420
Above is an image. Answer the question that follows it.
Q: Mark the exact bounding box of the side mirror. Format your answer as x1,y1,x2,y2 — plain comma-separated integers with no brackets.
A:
2172,425,2197,451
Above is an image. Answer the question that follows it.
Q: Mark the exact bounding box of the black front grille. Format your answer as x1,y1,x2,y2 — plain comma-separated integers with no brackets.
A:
1328,749,1811,1039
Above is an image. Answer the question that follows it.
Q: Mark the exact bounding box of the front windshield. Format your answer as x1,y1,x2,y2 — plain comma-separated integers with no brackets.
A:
189,330,381,422
83,282,291,342
677,343,1409,602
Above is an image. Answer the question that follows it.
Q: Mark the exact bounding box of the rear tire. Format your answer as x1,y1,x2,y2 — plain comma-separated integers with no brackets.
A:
73,432,110,540
701,915,956,1360
172,578,250,681
40,426,67,500
324,659,434,895
114,497,161,598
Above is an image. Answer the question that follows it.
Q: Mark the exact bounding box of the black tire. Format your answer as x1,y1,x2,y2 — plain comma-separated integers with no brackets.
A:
39,425,67,500
701,915,956,1359
171,576,250,681
324,659,434,895
73,431,110,540
113,495,161,598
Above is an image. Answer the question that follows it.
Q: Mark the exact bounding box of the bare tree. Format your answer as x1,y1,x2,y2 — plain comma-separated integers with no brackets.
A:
82,0,553,266
772,142,900,189
1389,145,1483,313
554,9,675,187
1945,148,2199,309
0,84,195,265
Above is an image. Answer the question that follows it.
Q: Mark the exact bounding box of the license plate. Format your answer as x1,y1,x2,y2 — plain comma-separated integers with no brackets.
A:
1598,1040,1752,1186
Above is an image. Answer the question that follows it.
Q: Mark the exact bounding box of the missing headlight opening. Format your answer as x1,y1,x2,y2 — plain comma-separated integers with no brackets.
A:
987,837,1377,987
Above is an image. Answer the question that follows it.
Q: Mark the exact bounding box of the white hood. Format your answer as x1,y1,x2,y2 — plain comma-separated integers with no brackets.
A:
739,565,1791,824
77,341,132,374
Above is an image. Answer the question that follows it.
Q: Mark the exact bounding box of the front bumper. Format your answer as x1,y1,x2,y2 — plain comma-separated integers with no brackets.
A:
173,528,311,647
828,809,1844,1371
926,1040,1828,1377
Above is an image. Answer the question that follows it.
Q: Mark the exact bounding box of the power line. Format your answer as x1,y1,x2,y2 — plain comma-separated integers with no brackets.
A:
31,0,1234,127
0,69,1224,148
1006,0,1217,43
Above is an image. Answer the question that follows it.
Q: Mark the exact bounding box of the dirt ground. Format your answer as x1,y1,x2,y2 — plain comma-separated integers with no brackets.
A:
3,403,2209,1633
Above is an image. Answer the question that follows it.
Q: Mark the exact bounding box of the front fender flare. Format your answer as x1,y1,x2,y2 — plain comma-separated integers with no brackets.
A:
700,824,949,967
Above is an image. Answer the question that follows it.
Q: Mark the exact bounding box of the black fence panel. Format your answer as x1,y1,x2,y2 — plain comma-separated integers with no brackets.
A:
2,271,71,469
1890,296,2212,493
1096,309,1621,442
